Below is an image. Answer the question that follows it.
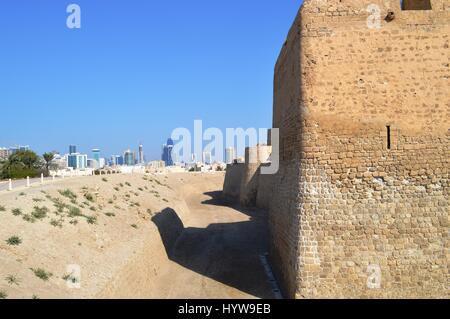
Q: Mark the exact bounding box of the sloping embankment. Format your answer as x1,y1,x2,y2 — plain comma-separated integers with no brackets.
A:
96,190,192,298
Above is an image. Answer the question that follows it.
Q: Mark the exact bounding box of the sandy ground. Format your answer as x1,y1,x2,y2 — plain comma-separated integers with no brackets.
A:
0,172,274,299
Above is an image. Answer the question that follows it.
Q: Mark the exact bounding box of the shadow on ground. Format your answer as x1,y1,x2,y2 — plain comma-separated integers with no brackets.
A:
151,191,274,299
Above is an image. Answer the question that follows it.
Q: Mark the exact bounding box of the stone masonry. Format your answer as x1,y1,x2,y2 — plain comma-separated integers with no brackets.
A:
223,145,272,208
268,0,449,298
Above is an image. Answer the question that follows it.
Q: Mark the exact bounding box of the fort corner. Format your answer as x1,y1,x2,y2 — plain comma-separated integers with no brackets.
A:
264,0,448,299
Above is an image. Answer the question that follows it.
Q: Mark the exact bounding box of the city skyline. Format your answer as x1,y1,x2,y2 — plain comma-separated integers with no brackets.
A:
0,0,302,160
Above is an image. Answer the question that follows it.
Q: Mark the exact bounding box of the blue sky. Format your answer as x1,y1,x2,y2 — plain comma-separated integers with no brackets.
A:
0,0,302,160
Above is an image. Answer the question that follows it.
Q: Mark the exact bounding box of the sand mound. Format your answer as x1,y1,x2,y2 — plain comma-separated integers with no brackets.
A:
0,173,192,299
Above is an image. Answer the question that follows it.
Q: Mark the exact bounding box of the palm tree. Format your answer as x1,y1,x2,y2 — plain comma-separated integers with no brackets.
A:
43,152,55,176
0,151,42,179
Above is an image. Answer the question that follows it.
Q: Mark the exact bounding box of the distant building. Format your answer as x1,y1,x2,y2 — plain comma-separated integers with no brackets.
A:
99,158,106,168
138,143,144,164
51,153,68,170
9,145,30,154
203,152,212,165
148,160,165,171
162,138,174,166
68,153,88,170
87,159,96,169
124,149,135,166
92,149,101,168
225,147,235,164
69,145,77,154
111,155,122,166
116,155,124,166
0,148,9,160
1,145,31,159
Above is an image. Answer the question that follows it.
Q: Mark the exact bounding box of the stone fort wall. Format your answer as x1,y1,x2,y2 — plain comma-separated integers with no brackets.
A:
270,0,449,298
223,145,272,208
223,163,245,201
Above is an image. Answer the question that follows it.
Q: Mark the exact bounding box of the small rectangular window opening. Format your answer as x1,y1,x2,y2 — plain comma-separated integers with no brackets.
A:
387,126,392,150
401,0,432,10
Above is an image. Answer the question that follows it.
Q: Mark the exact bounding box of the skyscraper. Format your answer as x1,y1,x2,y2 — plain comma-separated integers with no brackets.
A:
162,138,174,166
111,155,123,166
124,149,135,166
69,145,77,154
92,149,101,168
138,143,144,164
68,153,88,169
225,147,235,164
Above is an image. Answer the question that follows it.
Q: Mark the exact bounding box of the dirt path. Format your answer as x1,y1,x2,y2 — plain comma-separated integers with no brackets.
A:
155,173,275,299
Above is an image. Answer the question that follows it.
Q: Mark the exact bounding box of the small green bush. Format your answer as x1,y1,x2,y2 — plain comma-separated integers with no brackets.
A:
50,219,63,228
86,216,97,225
68,206,82,218
58,189,77,200
6,236,22,246
22,214,36,223
5,275,20,286
30,268,52,281
32,206,49,220
52,198,68,213
62,274,79,284
11,208,22,216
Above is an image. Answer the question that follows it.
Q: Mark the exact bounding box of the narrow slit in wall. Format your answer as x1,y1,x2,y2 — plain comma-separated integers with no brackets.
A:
387,126,391,150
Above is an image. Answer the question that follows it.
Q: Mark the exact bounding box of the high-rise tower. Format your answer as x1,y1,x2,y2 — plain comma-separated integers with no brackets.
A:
162,138,174,166
69,145,77,154
92,149,100,168
138,143,144,164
